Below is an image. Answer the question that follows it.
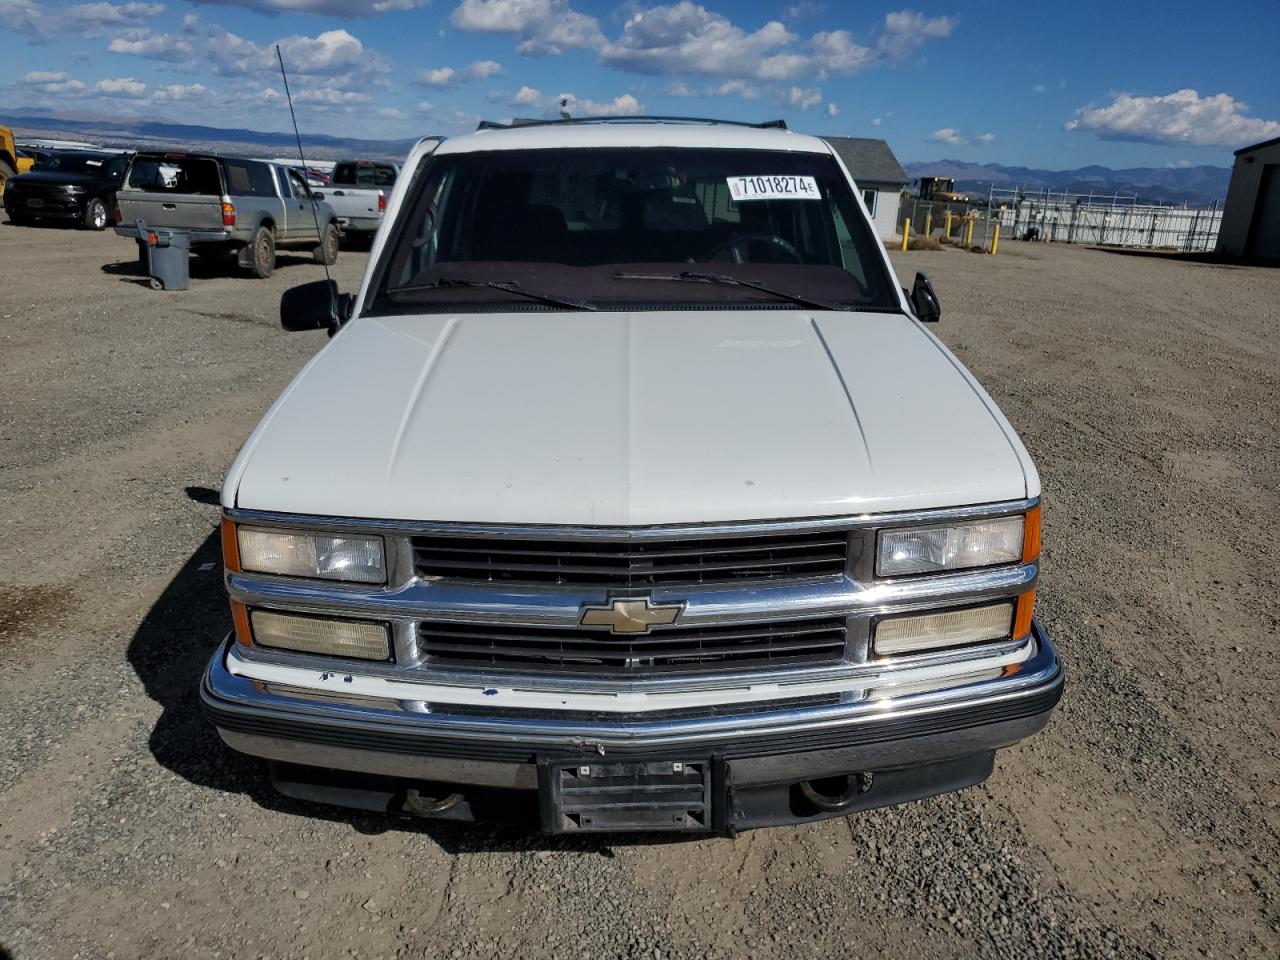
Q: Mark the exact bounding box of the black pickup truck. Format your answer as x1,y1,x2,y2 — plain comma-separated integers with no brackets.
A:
3,150,131,230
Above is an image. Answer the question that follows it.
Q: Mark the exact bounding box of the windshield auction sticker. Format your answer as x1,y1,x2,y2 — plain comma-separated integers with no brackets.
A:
727,175,821,201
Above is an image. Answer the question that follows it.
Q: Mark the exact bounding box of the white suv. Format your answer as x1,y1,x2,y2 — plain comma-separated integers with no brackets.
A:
202,118,1062,835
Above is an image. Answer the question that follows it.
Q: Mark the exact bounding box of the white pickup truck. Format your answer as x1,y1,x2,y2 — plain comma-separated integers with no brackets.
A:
318,159,398,236
202,118,1063,835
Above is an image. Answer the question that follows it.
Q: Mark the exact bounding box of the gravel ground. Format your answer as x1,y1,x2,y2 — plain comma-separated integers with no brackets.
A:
0,222,1277,960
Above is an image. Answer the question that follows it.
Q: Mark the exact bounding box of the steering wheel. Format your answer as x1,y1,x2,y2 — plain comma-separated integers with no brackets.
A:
701,233,804,264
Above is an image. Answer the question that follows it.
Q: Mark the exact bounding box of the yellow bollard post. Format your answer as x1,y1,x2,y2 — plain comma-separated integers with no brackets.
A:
991,222,1000,255
923,210,933,239
964,215,974,248
944,210,953,240
900,219,910,251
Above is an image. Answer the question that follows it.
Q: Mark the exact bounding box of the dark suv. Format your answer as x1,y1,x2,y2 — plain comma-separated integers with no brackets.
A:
4,150,131,230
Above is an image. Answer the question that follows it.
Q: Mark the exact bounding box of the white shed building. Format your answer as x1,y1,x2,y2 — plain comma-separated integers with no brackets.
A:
823,137,908,241
1216,135,1280,261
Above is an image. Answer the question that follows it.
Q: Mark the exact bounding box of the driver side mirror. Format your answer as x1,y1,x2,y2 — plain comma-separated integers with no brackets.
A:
281,279,353,335
910,271,941,323
312,191,325,201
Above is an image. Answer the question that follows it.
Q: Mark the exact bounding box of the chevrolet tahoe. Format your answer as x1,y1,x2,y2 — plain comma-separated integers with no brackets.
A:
202,117,1063,835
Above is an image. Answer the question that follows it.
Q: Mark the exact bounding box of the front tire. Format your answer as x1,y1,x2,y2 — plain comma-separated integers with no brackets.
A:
247,225,275,279
83,197,108,231
313,223,339,265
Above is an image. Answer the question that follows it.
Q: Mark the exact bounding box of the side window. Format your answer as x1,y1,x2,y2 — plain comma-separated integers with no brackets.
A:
830,200,867,287
249,163,277,197
287,169,311,199
374,165,397,187
862,188,878,217
275,166,293,198
225,162,253,196
333,163,354,185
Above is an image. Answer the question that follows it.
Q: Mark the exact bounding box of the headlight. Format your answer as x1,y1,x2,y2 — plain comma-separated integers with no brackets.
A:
876,510,1034,577
873,602,1014,656
250,610,391,660
236,527,386,583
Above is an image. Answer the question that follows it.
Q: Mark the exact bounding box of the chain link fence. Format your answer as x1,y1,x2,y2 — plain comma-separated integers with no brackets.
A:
898,190,1223,253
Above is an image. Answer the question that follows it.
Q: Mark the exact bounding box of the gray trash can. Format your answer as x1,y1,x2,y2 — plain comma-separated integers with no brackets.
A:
134,218,190,291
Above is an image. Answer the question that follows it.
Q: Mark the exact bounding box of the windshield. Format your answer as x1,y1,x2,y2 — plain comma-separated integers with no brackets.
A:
36,152,127,178
369,146,898,314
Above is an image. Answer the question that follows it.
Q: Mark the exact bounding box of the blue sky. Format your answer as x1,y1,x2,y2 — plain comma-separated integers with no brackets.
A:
3,0,1278,168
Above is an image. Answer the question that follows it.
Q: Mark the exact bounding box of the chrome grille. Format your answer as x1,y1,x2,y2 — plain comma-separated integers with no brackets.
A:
411,530,850,587
418,617,848,674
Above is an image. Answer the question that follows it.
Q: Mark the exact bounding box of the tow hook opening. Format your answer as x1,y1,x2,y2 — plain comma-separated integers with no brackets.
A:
794,771,874,813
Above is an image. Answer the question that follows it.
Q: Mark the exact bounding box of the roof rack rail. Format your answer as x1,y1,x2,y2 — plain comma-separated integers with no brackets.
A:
476,116,788,131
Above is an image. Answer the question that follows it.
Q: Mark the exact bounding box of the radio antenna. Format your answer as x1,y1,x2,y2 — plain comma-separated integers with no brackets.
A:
276,45,334,296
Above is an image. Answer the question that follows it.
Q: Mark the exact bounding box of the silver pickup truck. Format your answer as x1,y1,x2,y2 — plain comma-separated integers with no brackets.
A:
320,159,398,236
114,152,341,278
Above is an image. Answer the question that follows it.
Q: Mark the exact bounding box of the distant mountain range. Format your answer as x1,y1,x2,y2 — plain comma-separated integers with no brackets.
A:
903,159,1231,207
1,110,1233,205
0,110,417,161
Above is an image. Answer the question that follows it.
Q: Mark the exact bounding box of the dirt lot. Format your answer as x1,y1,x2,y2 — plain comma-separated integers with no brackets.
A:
0,222,1277,960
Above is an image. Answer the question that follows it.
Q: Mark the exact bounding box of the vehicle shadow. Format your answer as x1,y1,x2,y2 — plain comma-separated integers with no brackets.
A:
129,504,656,855
100,251,322,282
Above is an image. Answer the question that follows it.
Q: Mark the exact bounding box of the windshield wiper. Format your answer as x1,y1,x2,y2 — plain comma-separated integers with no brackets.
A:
386,277,596,311
612,271,846,311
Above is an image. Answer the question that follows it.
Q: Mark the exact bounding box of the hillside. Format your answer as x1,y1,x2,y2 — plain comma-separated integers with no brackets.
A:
0,110,417,161
903,158,1231,206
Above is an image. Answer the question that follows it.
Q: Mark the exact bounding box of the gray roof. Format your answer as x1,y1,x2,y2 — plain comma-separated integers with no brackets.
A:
823,136,908,186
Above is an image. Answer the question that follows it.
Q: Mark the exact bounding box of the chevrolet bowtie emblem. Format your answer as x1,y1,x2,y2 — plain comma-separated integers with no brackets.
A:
580,598,685,634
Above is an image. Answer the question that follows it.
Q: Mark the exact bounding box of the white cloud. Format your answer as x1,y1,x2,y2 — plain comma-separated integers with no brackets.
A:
507,86,642,117
376,105,404,118
560,91,642,117
109,28,192,60
931,127,967,145
878,10,953,60
1066,89,1280,147
418,59,502,87
663,80,694,97
871,116,882,126
976,131,995,143
452,0,604,56
294,87,371,104
826,101,838,117
151,82,209,101
3,0,163,37
512,84,542,106
158,16,390,95
20,69,88,93
189,0,424,14
785,85,821,110
0,0,44,34
94,76,148,97
1032,83,1046,94
710,79,760,100
810,30,875,75
600,3,798,80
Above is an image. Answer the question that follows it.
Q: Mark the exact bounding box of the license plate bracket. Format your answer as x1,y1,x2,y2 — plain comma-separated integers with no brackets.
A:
537,757,718,834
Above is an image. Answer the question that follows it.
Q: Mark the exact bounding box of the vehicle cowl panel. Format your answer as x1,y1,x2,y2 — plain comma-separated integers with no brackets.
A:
230,310,1027,524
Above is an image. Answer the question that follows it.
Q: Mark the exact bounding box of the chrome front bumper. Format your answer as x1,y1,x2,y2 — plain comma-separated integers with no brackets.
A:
201,621,1063,795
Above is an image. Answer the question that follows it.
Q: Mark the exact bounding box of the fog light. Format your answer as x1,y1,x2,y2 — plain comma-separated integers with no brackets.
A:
873,602,1013,656
250,610,391,661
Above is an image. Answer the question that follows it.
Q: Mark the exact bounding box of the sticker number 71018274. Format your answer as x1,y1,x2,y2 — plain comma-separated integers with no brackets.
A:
727,175,821,202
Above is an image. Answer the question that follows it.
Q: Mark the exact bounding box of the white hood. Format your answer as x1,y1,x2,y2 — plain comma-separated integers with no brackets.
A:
226,309,1034,525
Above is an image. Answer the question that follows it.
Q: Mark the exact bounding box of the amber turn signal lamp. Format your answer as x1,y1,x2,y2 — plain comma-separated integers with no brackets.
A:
1013,589,1036,641
230,600,254,648
220,517,241,572
1022,505,1041,563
